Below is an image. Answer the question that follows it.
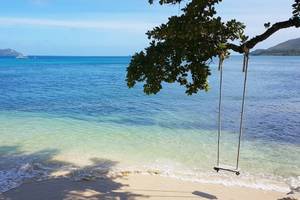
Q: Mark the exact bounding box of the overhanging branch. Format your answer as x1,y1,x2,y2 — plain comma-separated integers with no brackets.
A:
228,17,300,54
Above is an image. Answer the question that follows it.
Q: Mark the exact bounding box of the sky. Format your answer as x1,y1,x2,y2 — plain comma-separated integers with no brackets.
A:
0,0,299,56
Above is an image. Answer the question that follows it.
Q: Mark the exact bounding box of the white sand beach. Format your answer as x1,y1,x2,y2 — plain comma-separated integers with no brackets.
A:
2,174,299,200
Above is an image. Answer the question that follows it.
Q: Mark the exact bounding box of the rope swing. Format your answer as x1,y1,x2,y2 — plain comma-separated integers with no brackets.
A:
214,49,250,176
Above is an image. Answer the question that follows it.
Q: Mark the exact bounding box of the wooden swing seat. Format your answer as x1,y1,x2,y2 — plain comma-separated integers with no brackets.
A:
214,164,240,175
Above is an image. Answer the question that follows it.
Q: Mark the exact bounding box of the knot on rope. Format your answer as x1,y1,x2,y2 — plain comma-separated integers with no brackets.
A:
218,52,225,71
243,47,250,72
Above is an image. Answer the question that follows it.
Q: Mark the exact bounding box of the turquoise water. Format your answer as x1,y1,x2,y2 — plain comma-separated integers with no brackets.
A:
0,56,299,192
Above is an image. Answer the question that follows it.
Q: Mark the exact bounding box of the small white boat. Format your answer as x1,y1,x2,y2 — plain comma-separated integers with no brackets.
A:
16,55,28,59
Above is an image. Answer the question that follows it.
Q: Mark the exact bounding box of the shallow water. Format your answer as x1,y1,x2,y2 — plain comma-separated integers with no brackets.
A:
0,56,299,192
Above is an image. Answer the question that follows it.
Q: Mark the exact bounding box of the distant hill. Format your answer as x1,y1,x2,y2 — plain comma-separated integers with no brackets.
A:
251,38,300,56
0,49,23,57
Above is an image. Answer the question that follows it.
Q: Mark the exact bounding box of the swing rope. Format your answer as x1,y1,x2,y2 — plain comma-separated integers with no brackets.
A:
217,53,225,167
215,50,249,175
236,49,249,170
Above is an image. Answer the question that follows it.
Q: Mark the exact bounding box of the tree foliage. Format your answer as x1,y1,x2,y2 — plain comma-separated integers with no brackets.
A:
126,0,300,95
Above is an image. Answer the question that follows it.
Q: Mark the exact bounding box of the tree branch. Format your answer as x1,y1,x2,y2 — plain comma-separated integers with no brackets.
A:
228,17,300,53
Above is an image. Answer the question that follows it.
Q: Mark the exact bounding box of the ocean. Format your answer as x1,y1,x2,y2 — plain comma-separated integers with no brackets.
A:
0,56,299,192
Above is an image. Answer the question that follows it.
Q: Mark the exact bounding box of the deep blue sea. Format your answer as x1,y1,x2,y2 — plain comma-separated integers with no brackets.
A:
0,56,299,192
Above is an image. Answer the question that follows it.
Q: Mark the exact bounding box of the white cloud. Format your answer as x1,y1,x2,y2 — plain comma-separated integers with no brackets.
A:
0,17,156,32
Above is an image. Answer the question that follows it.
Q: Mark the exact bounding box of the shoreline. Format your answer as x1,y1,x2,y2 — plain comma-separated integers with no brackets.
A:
0,162,295,194
2,174,298,200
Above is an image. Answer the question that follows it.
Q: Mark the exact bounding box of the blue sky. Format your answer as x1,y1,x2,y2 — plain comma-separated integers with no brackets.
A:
0,0,299,56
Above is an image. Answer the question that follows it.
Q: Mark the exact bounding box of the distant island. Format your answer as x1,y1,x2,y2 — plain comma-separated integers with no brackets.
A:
0,49,24,57
251,38,300,56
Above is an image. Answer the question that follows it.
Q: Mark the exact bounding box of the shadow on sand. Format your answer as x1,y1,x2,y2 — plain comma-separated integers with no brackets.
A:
0,145,147,200
192,191,218,199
